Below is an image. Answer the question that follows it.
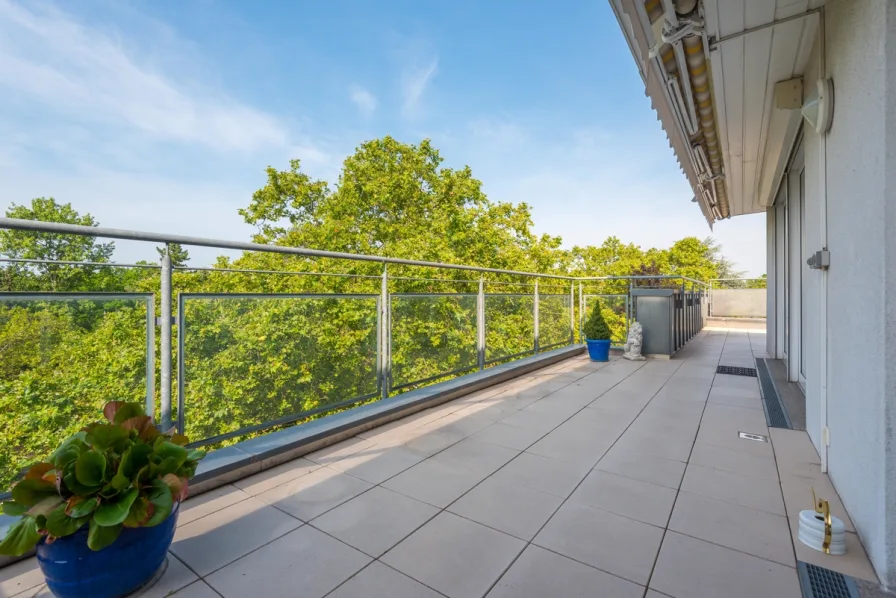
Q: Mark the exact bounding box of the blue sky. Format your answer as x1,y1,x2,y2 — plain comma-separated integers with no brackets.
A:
0,0,766,275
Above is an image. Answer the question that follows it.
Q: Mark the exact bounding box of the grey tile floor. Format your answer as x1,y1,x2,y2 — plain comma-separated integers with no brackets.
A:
2,330,879,598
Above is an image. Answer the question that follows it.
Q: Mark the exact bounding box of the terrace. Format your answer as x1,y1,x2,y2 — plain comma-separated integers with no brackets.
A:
0,221,878,598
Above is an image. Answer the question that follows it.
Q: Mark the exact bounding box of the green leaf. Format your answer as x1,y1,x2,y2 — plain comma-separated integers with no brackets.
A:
0,517,42,557
186,449,206,462
66,496,99,518
108,473,130,492
122,495,151,528
11,478,57,507
153,442,188,469
85,424,129,453
2,502,27,516
87,519,121,551
26,495,64,518
145,478,174,527
118,444,152,479
93,488,139,527
45,505,87,538
49,432,88,469
62,463,101,497
111,403,145,425
74,451,106,487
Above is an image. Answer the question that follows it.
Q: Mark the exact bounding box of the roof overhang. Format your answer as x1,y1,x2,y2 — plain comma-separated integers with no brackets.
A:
609,0,823,222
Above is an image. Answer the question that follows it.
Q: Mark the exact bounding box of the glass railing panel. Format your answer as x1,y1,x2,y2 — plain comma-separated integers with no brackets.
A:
0,293,152,489
485,294,535,364
390,293,477,391
179,293,378,446
538,294,571,351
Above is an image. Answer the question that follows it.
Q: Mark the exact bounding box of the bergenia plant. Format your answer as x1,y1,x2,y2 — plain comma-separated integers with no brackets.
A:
0,401,205,556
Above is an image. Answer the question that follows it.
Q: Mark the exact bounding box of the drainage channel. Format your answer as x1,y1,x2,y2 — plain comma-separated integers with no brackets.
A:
756,358,793,429
798,562,861,598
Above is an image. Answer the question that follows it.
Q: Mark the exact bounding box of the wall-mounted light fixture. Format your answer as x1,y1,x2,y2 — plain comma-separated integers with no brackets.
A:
802,78,834,134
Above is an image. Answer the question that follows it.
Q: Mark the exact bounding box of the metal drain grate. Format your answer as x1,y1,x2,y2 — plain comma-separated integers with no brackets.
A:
756,358,793,429
798,562,860,598
717,365,757,377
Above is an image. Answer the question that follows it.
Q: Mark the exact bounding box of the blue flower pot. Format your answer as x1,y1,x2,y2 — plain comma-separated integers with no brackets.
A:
586,339,611,362
36,504,179,598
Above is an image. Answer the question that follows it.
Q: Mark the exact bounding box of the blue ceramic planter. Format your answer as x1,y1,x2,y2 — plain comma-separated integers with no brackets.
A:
586,339,611,361
36,504,179,598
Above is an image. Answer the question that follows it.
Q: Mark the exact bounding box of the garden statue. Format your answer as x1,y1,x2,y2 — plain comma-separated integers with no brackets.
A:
623,321,646,361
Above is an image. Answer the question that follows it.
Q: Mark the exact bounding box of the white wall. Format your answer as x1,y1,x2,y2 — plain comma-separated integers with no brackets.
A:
813,0,895,585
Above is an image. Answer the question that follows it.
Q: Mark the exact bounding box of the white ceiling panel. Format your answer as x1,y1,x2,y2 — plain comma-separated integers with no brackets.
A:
707,0,823,216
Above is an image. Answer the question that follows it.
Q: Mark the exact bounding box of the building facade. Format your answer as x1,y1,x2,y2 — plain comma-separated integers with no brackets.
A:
611,0,896,586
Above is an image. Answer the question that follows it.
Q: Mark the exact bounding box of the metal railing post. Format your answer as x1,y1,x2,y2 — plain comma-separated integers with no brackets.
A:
533,280,540,354
145,297,155,419
477,277,485,370
159,251,172,431
381,265,390,400
627,280,633,338
578,281,584,343
569,281,574,345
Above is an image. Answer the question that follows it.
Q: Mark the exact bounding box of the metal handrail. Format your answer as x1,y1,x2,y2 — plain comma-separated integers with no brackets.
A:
0,218,575,280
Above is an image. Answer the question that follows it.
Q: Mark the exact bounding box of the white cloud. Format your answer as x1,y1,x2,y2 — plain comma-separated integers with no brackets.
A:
349,85,377,117
401,58,438,117
0,0,286,152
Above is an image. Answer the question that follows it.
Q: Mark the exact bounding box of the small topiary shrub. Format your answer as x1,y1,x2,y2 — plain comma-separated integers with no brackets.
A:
584,300,612,340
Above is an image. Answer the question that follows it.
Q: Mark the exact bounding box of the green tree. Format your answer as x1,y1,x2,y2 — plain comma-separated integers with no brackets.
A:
0,198,115,291
666,236,743,281
239,137,565,274
156,244,190,267
746,274,768,289
584,299,612,340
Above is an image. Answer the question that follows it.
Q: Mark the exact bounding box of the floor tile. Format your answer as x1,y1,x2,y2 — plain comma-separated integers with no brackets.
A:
491,452,590,498
650,532,801,598
171,497,301,576
178,485,252,526
398,423,467,457
695,424,775,457
681,463,785,515
595,447,686,489
533,500,664,585
526,428,613,467
167,581,220,598
305,437,375,466
232,457,321,495
205,525,370,598
471,421,548,451
328,445,425,484
568,470,677,527
702,403,769,431
312,486,438,557
448,477,563,540
329,562,444,598
382,512,525,598
383,458,485,508
431,438,520,477
0,557,43,598
689,442,779,481
612,428,694,463
707,388,764,410
668,491,794,566
256,466,373,521
486,545,644,598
